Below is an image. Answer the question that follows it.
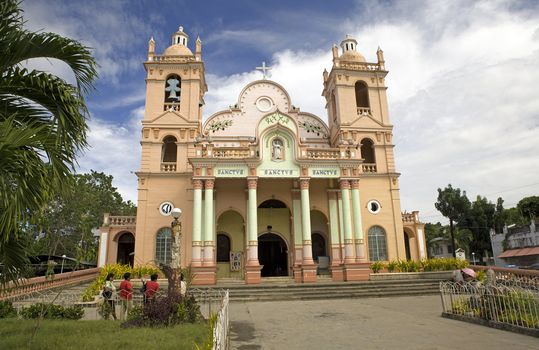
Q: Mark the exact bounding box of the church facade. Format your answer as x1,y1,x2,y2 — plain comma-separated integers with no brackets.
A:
97,26,426,284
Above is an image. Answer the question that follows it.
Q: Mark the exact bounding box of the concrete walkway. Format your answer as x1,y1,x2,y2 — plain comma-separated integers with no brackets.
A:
229,295,539,349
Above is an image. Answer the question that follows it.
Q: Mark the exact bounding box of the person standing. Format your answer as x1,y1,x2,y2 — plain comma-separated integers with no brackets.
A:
144,273,160,303
103,273,117,320
119,272,133,320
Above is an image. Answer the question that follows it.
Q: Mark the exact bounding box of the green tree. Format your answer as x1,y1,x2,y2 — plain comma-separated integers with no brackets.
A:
464,196,495,262
32,171,136,263
0,1,97,283
435,184,471,257
493,197,507,233
516,196,539,221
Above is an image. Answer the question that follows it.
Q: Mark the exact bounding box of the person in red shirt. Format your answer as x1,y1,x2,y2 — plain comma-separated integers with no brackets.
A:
119,272,133,320
144,273,160,303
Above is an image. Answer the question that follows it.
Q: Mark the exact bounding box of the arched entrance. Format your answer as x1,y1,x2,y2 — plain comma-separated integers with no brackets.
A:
312,233,327,262
258,233,288,276
117,232,135,266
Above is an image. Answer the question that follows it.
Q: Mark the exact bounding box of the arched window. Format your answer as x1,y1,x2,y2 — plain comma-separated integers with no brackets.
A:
360,138,375,163
368,226,387,261
355,81,369,108
164,74,181,103
216,233,231,262
162,136,177,163
331,93,338,121
155,228,172,265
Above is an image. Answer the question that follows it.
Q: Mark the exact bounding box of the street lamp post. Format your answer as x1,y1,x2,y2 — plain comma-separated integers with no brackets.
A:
61,254,67,274
166,208,182,295
472,252,476,265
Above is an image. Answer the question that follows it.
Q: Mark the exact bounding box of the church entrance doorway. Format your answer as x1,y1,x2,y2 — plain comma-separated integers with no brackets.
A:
117,232,135,267
258,233,288,277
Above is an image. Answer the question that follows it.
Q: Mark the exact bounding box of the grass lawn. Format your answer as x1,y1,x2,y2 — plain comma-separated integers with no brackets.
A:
0,319,208,350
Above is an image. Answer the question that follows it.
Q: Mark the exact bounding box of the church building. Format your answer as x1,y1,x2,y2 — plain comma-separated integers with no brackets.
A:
97,26,426,284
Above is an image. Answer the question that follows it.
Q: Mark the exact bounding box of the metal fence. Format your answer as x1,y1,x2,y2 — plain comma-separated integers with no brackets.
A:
440,281,539,330
191,288,230,350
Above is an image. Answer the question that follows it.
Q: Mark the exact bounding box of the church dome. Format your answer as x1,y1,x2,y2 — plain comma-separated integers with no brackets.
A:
340,50,366,62
163,44,193,56
339,35,366,62
163,26,193,56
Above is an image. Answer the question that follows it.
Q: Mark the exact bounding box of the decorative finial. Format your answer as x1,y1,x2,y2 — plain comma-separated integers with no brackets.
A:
179,26,184,32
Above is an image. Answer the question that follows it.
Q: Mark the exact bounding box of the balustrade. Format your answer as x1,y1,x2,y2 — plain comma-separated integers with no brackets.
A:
212,148,250,158
109,216,136,226
163,103,180,112
305,148,340,159
357,107,371,116
161,162,177,172
362,163,377,173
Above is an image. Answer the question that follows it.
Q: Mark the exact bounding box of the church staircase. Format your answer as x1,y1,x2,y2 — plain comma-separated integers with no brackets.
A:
191,277,441,302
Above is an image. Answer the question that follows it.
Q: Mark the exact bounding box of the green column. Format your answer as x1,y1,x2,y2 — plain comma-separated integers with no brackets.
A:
300,179,313,264
192,179,203,266
292,194,302,264
351,179,365,262
328,191,340,264
203,179,215,265
340,180,355,263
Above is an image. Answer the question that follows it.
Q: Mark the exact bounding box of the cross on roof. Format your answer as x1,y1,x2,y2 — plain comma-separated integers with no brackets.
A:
256,61,272,79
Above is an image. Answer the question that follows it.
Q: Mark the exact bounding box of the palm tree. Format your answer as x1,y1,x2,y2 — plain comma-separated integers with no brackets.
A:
0,0,97,283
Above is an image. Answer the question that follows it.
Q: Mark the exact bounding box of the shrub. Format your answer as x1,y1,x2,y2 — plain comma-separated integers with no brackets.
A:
82,263,161,302
0,300,17,318
21,303,83,320
122,292,203,328
370,261,385,273
387,260,398,273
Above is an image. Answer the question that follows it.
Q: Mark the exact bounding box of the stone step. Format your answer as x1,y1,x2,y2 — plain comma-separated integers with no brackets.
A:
190,279,441,302
228,289,440,302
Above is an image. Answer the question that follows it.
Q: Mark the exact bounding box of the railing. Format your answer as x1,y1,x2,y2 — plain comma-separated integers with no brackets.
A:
440,281,539,331
471,265,539,289
357,107,371,116
362,163,377,173
402,212,418,223
109,216,136,226
161,162,177,172
212,148,251,158
163,102,180,111
149,55,196,63
339,62,381,71
0,268,100,301
305,148,340,159
191,288,230,349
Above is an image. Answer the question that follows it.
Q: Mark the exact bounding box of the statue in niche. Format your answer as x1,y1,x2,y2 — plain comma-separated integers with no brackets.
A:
165,77,181,101
272,138,284,161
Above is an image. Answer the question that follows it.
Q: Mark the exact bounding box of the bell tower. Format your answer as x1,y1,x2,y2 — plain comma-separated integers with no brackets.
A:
134,26,207,266
322,35,390,147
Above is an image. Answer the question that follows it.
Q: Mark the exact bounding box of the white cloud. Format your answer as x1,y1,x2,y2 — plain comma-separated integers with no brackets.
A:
76,107,143,202
201,0,539,222
23,0,538,220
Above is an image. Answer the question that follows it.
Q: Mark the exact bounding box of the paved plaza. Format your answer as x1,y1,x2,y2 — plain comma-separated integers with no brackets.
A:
229,295,539,350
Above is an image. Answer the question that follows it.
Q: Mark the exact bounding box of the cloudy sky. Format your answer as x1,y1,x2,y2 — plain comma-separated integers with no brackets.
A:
21,0,539,223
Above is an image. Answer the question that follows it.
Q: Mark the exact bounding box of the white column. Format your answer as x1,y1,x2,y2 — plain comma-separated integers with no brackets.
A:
191,179,203,266
417,228,426,259
292,193,303,265
300,179,314,265
328,191,341,265
203,179,215,266
247,178,259,266
98,232,108,267
351,180,366,262
340,180,355,263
